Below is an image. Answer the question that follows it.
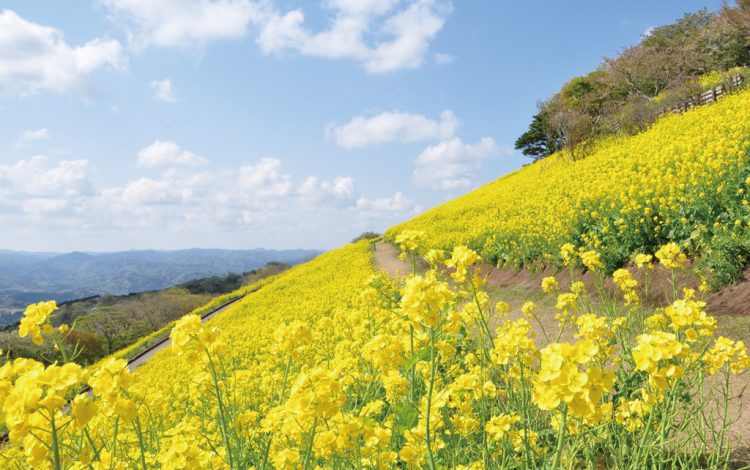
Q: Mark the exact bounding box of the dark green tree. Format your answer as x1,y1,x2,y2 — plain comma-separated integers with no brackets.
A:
514,112,560,159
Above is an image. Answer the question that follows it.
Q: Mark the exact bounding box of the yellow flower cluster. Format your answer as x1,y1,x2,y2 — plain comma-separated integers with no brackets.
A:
612,268,640,305
704,337,750,374
663,289,716,337
401,272,455,327
533,341,614,422
170,313,225,361
655,242,688,270
632,332,687,391
18,301,58,345
0,359,83,466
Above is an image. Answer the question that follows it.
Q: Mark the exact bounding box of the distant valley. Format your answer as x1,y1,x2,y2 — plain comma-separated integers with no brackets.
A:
0,248,320,324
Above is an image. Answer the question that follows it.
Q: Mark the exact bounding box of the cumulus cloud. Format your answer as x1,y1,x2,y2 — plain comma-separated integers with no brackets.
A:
326,110,459,149
102,0,450,73
0,156,91,199
150,78,176,102
413,137,501,189
14,128,50,149
137,140,208,167
330,107,509,191
238,157,292,197
121,177,187,205
298,176,357,205
0,143,419,246
0,9,125,96
100,0,262,49
356,192,421,218
257,0,451,73
0,156,92,220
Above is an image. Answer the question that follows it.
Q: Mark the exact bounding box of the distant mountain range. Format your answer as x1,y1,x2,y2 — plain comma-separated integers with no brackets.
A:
0,248,320,322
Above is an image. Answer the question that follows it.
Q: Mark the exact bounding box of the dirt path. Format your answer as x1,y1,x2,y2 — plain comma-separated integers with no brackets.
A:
373,241,413,278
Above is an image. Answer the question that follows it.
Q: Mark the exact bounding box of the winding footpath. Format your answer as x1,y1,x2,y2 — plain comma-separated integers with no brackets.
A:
372,241,412,279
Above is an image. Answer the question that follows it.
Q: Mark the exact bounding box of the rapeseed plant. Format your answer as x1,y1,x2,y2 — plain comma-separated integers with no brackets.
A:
2,240,747,468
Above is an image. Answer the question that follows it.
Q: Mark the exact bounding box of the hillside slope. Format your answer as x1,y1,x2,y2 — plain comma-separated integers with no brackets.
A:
5,90,750,470
388,89,750,281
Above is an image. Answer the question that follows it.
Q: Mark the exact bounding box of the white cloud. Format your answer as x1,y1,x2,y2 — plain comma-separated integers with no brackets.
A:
0,156,91,199
0,146,421,249
413,137,501,189
238,157,292,197
298,176,356,205
256,0,452,73
326,110,459,149
0,9,125,96
356,191,420,216
364,0,449,73
101,0,451,72
122,177,186,205
101,0,262,49
14,128,50,149
0,156,92,219
137,140,208,167
150,78,176,102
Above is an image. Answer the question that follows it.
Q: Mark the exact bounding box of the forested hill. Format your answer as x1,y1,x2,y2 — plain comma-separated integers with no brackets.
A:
0,248,320,313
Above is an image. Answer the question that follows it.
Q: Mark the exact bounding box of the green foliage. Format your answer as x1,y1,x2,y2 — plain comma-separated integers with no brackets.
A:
641,10,713,49
699,228,750,291
0,288,210,365
351,231,382,243
178,273,244,295
514,112,560,159
516,3,750,161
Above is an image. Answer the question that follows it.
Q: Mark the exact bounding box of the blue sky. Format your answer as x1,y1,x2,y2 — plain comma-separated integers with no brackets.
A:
0,0,722,252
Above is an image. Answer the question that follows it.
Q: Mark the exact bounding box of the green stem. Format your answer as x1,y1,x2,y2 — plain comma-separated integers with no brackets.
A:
133,418,148,470
715,366,731,465
409,324,416,401
53,334,69,363
207,350,235,469
556,316,567,343
468,273,495,352
635,401,656,467
112,417,119,459
260,355,293,469
425,328,438,470
50,413,61,470
303,417,318,470
531,311,550,344
552,405,568,468
518,357,534,468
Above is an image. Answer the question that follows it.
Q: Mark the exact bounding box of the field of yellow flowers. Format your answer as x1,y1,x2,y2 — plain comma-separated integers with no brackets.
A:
388,88,750,287
3,89,750,469
2,235,750,468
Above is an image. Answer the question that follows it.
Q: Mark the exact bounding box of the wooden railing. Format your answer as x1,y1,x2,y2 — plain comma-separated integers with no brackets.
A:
668,74,745,114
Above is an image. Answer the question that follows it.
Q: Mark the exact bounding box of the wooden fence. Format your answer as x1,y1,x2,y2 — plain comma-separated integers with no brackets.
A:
668,74,745,114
